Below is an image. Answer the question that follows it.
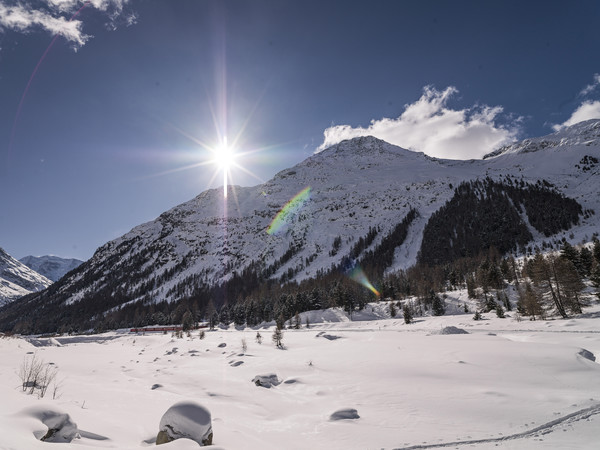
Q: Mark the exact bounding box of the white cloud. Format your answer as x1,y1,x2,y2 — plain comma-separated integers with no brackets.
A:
0,2,88,46
579,73,600,97
553,100,600,131
317,86,521,160
0,1,133,48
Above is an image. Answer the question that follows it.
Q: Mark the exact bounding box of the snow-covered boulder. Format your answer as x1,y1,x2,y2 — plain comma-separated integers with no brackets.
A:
27,409,80,442
156,401,213,446
437,326,469,335
252,373,281,388
330,408,360,421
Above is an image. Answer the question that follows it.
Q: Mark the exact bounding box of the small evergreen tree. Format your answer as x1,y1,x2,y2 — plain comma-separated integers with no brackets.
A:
473,310,482,321
483,293,497,313
255,331,262,344
496,304,505,318
272,327,284,349
403,305,412,324
389,301,397,318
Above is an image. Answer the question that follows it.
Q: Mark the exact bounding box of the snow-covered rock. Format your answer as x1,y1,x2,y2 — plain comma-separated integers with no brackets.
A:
156,401,213,446
330,408,360,420
252,373,281,388
26,408,80,443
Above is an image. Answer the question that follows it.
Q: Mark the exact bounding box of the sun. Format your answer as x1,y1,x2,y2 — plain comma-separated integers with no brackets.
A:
214,140,235,171
212,137,237,198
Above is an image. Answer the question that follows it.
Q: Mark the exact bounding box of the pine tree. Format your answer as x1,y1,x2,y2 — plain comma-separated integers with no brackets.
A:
579,247,594,277
255,331,262,344
389,302,397,318
591,265,600,300
529,253,568,318
182,310,194,331
473,310,482,321
431,292,445,316
467,275,477,299
403,305,412,324
502,291,512,311
593,239,600,263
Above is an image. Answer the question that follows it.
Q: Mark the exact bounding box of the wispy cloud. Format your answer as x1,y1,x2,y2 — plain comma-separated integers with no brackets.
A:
553,74,600,131
0,1,135,49
579,73,600,97
553,101,600,131
317,86,521,160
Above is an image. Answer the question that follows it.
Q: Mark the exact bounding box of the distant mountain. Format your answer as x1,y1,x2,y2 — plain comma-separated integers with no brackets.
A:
0,248,52,307
1,120,599,333
19,255,83,282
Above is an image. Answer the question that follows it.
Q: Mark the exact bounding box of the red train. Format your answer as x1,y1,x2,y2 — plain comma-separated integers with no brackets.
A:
129,325,183,333
129,324,208,333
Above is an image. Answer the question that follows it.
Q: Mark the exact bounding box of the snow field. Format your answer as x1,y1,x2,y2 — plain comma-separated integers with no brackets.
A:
1,303,599,449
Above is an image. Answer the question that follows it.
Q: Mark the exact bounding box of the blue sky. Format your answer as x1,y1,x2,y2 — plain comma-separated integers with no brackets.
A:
1,0,600,261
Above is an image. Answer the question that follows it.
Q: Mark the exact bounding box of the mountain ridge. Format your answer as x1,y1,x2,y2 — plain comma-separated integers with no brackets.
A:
1,120,599,333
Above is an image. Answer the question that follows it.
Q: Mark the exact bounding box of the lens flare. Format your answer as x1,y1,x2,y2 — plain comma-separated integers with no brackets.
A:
267,186,311,235
348,266,380,297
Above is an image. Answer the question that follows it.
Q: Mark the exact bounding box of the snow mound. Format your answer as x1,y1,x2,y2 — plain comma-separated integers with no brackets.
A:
330,408,360,421
26,408,80,442
48,338,62,347
156,401,213,446
435,326,469,335
578,349,596,362
252,374,281,388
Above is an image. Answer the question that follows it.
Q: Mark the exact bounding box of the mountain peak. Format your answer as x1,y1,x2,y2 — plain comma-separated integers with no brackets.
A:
0,247,52,306
19,255,84,282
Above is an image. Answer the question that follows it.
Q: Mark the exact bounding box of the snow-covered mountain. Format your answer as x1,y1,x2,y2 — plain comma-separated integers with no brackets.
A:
19,255,83,282
0,248,52,307
1,120,600,332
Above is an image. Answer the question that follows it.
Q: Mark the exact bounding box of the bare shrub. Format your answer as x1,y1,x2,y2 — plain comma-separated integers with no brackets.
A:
18,354,60,398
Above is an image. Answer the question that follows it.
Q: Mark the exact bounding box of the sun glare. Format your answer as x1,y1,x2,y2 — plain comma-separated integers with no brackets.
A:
212,137,237,198
214,141,235,171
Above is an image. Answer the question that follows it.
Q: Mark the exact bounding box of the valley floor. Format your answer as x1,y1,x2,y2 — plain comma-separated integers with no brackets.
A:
1,299,600,449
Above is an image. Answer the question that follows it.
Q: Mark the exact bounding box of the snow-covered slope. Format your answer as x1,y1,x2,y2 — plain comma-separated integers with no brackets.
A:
1,302,599,449
484,119,600,159
3,120,600,322
19,255,83,282
0,248,52,306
